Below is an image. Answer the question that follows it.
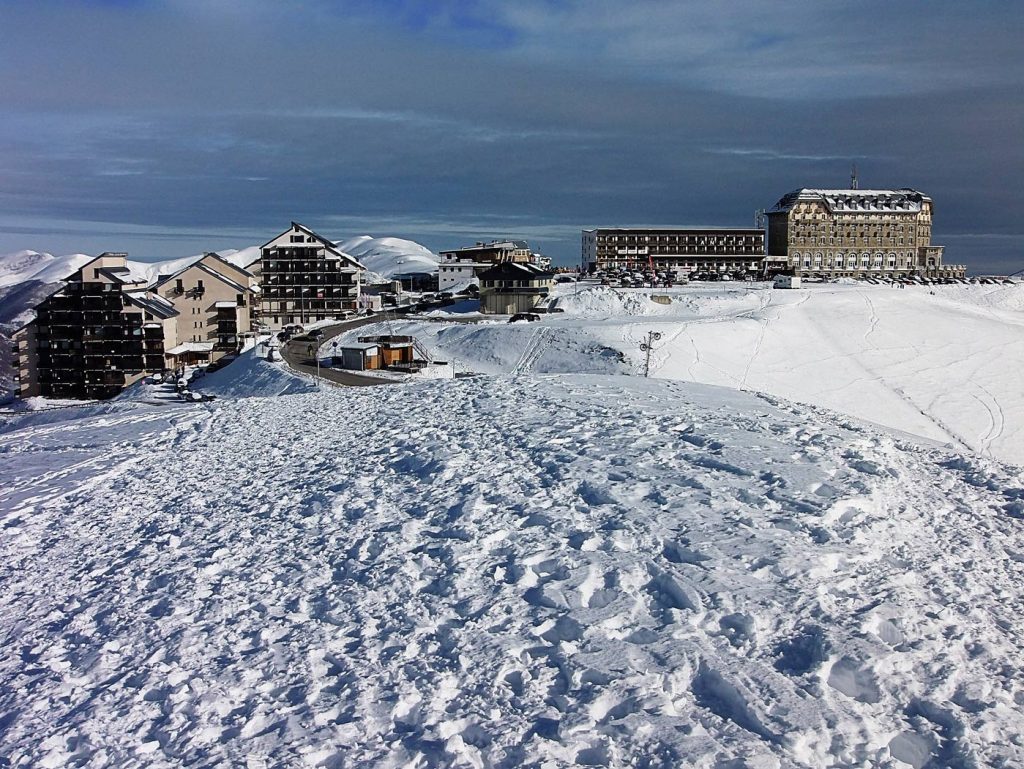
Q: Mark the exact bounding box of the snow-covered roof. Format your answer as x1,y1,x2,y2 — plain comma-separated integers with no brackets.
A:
439,240,530,256
262,222,367,271
477,261,554,280
337,342,380,351
167,341,215,355
97,266,148,286
214,300,238,309
125,291,179,319
152,257,256,295
769,189,931,215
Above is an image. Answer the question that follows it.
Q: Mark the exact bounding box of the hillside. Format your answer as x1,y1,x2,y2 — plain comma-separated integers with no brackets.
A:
354,282,1024,467
337,235,439,280
1,371,1022,767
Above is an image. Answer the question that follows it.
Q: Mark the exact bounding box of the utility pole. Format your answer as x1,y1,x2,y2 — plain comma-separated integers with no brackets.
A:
640,330,662,378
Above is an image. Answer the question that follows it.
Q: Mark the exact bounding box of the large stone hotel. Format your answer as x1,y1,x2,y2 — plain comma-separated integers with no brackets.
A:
583,186,964,279
766,188,964,278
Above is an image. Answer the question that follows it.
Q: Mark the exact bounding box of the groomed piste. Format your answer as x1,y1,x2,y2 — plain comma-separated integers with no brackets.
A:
2,366,1023,767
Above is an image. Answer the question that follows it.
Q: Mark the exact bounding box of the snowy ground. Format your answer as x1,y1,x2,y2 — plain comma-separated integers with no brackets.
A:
2,368,1024,767
350,282,1024,467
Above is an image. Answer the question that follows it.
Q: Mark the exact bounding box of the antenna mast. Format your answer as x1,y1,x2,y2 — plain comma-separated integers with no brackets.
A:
850,163,859,190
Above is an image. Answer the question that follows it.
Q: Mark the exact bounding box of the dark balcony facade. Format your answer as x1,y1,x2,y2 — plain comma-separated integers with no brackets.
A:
258,246,360,326
29,279,159,400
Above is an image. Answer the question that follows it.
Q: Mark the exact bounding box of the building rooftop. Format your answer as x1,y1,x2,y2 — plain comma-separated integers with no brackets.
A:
126,291,179,319
478,262,554,280
769,189,931,215
440,239,530,254
260,221,367,271
167,342,215,355
584,227,764,234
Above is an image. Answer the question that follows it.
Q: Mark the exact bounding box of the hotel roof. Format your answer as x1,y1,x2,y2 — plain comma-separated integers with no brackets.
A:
769,189,932,214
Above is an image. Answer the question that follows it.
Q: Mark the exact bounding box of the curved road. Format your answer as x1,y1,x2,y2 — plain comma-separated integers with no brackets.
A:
280,299,455,387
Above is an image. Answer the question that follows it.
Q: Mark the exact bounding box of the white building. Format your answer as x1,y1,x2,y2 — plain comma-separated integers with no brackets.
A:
437,240,531,292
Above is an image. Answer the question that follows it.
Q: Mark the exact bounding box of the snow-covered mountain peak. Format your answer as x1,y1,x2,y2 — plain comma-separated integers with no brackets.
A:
336,235,439,279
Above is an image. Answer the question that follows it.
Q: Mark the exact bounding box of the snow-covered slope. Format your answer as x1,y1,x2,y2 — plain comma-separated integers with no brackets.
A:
365,282,1024,466
337,235,439,279
1,374,1023,767
0,250,95,288
0,248,262,291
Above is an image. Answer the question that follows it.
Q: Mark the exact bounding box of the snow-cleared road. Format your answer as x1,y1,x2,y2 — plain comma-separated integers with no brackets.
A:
2,374,1023,767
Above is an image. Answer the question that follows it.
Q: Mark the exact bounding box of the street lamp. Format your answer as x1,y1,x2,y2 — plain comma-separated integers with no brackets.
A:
640,330,663,378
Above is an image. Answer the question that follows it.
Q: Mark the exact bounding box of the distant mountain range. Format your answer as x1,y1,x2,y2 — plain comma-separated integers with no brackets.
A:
0,235,439,292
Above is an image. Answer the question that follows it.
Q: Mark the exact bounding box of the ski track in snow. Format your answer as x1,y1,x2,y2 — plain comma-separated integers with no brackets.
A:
2,375,1024,767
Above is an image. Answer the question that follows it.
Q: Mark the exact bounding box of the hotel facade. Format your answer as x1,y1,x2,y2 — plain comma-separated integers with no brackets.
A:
765,188,965,278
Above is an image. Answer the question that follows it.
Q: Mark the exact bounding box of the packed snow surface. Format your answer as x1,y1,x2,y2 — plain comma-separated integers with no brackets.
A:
2,372,1024,767
365,282,1024,466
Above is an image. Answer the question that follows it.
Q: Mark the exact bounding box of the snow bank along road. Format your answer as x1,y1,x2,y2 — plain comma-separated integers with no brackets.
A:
2,374,1024,767
364,282,1024,468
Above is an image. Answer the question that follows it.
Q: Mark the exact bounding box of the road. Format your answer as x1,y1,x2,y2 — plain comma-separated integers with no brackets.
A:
279,299,452,388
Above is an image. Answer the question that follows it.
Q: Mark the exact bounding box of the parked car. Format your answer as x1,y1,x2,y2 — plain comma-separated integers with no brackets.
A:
508,312,541,323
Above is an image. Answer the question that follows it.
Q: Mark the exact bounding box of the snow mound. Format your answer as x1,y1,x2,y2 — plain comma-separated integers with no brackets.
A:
337,235,438,279
1,375,1023,767
195,346,316,399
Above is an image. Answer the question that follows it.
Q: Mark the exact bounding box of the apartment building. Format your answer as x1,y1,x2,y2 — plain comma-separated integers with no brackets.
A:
438,240,532,292
152,253,260,367
257,222,365,330
478,262,555,315
13,253,178,400
13,251,260,399
765,188,965,278
581,228,766,275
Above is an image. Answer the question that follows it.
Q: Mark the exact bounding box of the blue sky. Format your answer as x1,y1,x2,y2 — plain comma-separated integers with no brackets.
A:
0,0,1022,272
